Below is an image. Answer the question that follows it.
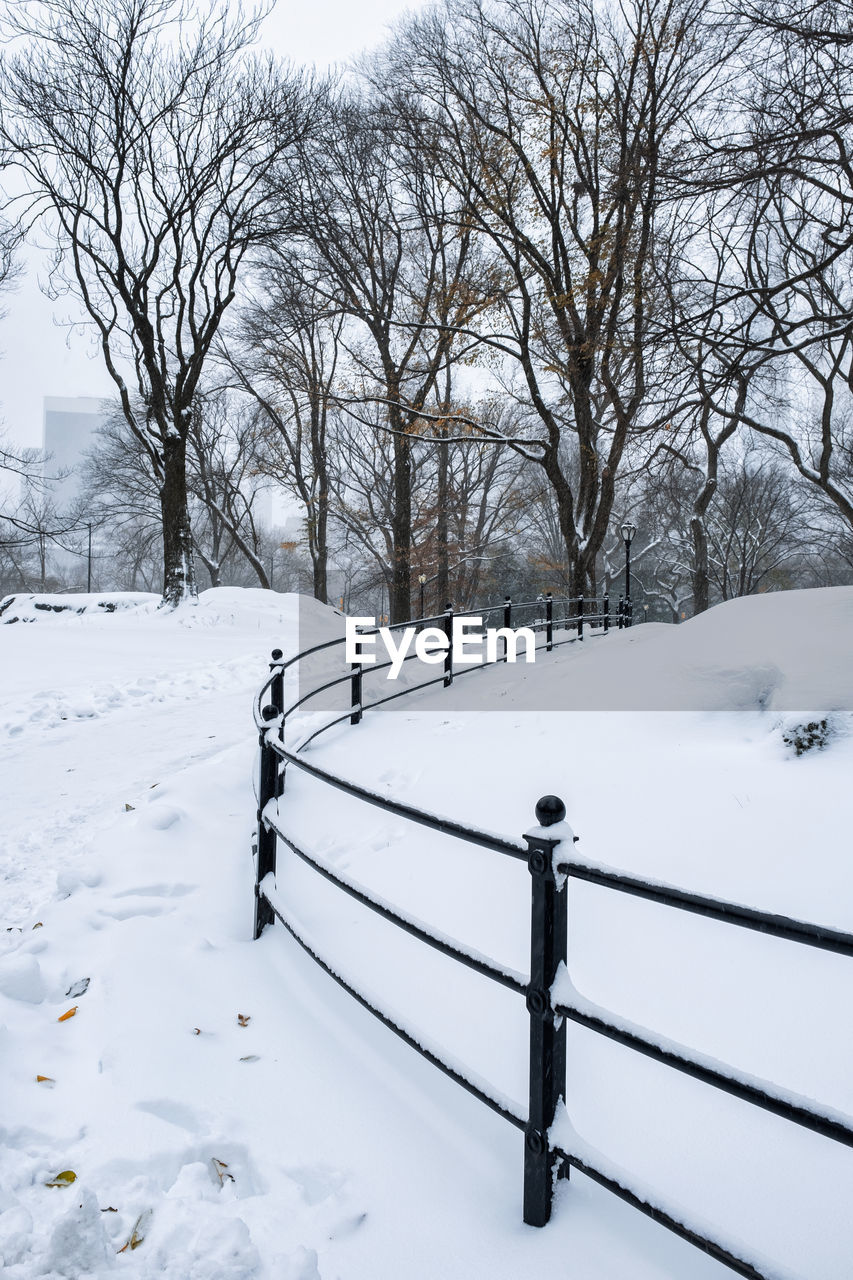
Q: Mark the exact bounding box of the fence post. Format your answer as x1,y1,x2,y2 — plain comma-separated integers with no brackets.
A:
444,603,454,687
523,795,570,1227
270,649,285,795
545,592,553,652
351,661,363,725
603,594,610,634
577,593,584,641
626,594,633,628
253,701,281,940
503,596,512,662
618,594,624,630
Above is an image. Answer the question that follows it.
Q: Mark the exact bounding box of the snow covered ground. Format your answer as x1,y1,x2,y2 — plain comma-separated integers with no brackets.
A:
1,586,852,1279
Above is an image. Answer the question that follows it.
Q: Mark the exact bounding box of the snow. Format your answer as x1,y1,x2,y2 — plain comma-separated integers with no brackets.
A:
1,584,852,1278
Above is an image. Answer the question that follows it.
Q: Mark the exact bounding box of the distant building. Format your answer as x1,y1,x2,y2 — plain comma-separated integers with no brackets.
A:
42,396,107,507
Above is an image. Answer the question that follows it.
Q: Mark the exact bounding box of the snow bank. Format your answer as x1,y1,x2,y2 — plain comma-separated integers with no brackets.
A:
2,584,852,1280
403,584,853,712
0,592,160,623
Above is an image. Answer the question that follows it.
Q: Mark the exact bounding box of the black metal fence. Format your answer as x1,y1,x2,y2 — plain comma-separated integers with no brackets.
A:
251,597,853,1280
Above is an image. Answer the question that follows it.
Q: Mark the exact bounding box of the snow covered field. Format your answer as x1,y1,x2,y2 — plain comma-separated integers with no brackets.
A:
1,586,852,1279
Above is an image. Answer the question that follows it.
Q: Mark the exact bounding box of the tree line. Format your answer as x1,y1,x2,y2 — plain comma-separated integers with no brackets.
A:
0,0,851,622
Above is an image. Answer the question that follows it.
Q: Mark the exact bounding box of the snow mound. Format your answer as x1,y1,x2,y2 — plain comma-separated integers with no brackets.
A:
0,592,159,623
169,588,344,634
432,585,853,712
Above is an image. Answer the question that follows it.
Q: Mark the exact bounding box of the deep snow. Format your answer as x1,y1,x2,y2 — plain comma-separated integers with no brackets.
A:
1,586,852,1279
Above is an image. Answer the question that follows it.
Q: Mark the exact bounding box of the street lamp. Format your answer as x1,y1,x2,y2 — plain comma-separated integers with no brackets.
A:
418,573,427,618
621,521,636,626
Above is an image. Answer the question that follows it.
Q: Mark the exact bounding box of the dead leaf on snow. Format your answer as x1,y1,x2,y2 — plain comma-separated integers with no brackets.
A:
45,1170,77,1188
237,1014,250,1027
57,1006,78,1023
117,1209,152,1253
211,1157,235,1186
36,1075,55,1086
239,1054,260,1063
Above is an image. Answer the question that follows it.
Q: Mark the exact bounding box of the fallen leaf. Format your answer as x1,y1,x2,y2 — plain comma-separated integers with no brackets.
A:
57,1006,78,1023
210,1157,235,1186
66,978,90,998
192,1027,202,1035
117,1209,151,1253
45,1170,77,1188
32,921,43,929
36,1075,55,1086
100,1206,117,1213
237,1014,250,1027
124,803,135,812
239,1054,260,1063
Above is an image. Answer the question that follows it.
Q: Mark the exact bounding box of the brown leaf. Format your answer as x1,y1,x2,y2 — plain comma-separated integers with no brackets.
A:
124,803,135,812
239,1054,260,1063
210,1157,235,1186
117,1209,151,1253
32,921,43,929
36,1075,55,1085
237,1014,250,1027
57,1006,78,1023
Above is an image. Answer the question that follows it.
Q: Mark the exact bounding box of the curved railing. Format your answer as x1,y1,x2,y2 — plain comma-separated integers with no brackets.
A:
251,596,853,1280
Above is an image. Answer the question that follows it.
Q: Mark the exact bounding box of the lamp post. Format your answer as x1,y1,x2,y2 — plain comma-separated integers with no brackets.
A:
621,521,636,626
418,573,427,619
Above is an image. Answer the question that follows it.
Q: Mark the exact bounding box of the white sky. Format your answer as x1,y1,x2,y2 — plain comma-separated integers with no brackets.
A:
0,0,428,449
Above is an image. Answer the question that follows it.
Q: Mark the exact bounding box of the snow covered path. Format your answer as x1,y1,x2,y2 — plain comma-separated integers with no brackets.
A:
2,588,852,1278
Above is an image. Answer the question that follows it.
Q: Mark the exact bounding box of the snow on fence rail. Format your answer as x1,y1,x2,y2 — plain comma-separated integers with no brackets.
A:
250,597,853,1280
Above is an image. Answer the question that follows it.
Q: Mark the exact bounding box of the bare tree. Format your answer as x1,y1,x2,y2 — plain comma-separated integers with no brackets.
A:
283,88,488,621
185,393,271,588
678,0,853,539
225,255,342,602
84,394,272,588
706,455,813,599
389,0,735,595
0,0,311,605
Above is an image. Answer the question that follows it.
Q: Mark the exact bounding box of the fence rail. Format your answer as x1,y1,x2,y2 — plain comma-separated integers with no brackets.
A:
250,593,850,1280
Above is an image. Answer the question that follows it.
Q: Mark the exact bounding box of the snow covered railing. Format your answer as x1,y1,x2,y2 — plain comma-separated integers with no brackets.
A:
245,597,853,1280
252,590,619,740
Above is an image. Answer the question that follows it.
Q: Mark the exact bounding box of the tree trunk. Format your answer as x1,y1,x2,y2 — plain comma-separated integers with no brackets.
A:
159,433,197,607
436,429,449,608
389,388,412,623
690,513,710,614
313,474,329,604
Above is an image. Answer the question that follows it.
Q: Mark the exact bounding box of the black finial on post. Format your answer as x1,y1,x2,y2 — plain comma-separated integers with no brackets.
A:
261,704,279,722
271,648,283,661
535,795,566,827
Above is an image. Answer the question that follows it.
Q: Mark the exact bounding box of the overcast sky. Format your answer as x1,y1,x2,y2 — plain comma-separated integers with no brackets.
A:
0,0,428,449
